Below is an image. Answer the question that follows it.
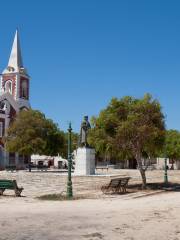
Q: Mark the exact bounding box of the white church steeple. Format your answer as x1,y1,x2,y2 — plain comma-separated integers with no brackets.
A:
8,30,23,71
3,30,27,75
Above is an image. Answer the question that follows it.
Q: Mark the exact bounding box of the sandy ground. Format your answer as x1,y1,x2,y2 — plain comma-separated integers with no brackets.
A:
0,170,180,240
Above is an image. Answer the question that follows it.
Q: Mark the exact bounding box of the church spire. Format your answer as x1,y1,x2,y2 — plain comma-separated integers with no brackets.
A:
7,30,23,72
1,30,30,106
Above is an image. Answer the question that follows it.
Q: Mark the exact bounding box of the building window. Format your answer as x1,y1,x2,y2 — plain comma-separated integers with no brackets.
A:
5,80,12,94
0,122,3,137
21,80,28,99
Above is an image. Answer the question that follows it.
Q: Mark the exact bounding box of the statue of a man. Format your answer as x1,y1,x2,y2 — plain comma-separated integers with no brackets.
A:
79,116,91,147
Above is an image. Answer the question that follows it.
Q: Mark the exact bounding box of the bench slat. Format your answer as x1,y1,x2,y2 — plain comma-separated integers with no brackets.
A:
0,183,14,186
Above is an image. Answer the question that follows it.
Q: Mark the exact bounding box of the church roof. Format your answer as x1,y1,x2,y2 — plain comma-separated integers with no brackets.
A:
0,92,19,112
3,30,27,74
0,91,31,112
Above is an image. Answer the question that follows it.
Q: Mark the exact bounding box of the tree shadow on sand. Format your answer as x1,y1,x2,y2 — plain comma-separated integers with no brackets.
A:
128,182,180,192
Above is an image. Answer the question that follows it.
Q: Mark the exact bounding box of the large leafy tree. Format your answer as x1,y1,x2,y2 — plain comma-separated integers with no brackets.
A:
89,94,165,188
164,130,180,162
5,109,65,157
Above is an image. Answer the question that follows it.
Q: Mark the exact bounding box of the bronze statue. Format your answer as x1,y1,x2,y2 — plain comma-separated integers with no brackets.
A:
79,116,91,147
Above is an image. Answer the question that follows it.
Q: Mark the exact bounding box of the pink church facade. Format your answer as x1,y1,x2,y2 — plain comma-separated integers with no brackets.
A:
0,30,30,170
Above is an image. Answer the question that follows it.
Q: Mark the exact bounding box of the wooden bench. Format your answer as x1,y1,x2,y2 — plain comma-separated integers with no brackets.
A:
101,177,131,194
0,180,23,197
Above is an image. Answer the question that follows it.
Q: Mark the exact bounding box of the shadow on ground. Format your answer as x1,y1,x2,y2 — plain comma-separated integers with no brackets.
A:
128,182,180,192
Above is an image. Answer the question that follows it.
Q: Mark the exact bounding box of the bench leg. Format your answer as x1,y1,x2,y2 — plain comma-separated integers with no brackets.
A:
122,187,126,193
101,185,113,194
101,186,109,194
0,189,5,195
15,189,22,197
112,187,118,194
122,185,127,193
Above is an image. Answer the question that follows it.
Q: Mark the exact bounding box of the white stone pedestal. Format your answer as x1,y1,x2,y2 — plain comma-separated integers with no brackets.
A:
74,147,95,175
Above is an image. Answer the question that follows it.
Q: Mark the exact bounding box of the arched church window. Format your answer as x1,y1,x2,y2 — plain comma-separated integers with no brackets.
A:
5,80,12,94
21,80,28,99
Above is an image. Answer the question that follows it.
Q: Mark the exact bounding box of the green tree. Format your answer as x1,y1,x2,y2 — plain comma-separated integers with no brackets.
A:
164,130,180,164
89,94,165,188
5,109,65,157
60,132,79,159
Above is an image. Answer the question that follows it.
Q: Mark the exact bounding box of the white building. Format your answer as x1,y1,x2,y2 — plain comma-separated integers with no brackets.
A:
31,155,68,169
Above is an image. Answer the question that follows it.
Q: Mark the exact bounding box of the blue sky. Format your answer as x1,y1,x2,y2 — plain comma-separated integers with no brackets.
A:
0,0,180,132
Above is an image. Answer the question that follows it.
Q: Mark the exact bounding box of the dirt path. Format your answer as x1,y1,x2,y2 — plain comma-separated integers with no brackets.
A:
1,170,180,240
0,191,180,240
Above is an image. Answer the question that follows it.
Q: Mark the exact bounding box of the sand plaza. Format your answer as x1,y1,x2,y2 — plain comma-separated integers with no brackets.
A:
0,169,180,240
